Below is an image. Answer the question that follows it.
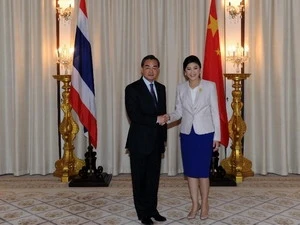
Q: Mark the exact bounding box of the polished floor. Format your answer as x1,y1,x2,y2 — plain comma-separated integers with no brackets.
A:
0,174,300,225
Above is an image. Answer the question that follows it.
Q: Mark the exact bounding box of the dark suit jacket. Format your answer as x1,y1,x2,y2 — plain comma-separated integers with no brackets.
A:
125,77,167,155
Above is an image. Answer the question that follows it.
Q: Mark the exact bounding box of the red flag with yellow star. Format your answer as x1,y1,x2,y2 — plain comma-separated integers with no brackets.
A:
203,0,229,147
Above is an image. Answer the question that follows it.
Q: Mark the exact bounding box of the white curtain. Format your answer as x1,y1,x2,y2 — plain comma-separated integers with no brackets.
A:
1,0,299,176
0,0,58,175
245,0,300,175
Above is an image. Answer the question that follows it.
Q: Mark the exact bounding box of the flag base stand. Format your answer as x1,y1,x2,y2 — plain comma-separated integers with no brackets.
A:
210,175,236,186
69,145,112,187
209,151,236,186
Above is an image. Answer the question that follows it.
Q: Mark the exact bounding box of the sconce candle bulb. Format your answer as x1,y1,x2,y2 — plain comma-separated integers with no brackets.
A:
227,1,244,19
57,0,74,21
226,43,249,73
57,45,74,75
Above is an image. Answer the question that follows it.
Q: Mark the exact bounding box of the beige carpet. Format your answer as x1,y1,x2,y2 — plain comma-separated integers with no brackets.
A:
0,174,300,225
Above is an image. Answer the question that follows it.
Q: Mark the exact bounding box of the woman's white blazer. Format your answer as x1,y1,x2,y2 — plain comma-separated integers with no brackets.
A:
169,79,221,141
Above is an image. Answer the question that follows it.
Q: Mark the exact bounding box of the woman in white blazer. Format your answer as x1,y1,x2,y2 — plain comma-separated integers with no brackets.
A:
167,55,220,220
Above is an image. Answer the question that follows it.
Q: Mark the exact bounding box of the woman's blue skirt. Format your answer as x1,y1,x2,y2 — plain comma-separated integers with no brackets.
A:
180,127,214,178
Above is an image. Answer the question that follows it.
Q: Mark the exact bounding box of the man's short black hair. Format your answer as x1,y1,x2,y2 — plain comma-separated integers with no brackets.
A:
141,55,160,68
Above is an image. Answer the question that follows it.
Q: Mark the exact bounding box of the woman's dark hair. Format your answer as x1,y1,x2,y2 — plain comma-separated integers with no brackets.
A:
141,55,160,68
183,55,201,71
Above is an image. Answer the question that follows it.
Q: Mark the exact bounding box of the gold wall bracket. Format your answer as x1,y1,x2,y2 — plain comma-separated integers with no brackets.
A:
53,75,85,182
221,73,254,183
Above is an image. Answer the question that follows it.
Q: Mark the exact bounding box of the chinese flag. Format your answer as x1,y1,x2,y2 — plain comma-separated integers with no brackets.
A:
203,0,229,147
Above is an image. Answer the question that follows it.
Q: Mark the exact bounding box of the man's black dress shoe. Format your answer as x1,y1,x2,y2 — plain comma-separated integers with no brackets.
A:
152,213,167,222
141,217,153,225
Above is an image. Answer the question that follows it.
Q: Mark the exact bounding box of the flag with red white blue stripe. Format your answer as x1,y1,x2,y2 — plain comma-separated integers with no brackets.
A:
70,0,97,148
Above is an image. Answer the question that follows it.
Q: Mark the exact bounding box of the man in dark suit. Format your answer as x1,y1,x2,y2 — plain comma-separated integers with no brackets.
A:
125,55,168,225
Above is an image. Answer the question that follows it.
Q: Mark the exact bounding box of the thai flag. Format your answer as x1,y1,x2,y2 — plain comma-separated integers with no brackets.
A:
70,0,97,148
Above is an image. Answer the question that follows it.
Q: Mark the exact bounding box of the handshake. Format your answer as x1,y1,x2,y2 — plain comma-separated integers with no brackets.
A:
157,114,170,126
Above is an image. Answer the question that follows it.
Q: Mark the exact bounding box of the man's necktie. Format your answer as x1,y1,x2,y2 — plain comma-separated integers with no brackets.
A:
150,83,158,108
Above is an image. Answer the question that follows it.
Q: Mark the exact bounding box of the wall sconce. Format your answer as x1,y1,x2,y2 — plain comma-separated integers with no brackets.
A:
57,45,74,75
227,1,244,19
226,43,249,73
57,0,74,21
